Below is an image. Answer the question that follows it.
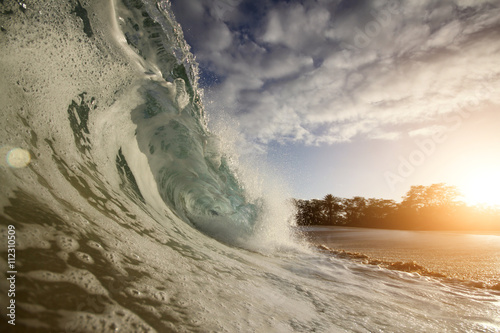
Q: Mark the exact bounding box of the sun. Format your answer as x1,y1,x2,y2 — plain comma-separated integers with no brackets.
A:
460,168,500,207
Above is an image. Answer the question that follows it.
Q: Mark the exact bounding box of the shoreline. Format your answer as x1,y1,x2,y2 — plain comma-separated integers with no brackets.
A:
298,224,500,236
301,226,500,291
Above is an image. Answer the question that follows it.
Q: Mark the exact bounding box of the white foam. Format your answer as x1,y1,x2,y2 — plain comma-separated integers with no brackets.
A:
1,1,499,332
60,307,156,333
74,251,95,264
87,240,103,250
27,267,109,296
15,224,53,250
56,234,80,252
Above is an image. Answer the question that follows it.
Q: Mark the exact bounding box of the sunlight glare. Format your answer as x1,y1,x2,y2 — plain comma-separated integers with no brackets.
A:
460,168,500,207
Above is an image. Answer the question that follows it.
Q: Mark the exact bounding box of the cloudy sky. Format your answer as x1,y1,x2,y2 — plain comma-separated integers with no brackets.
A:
170,0,500,203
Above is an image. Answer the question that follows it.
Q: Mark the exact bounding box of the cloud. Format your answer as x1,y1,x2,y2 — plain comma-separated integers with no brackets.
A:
408,125,448,138
171,0,500,148
259,3,331,51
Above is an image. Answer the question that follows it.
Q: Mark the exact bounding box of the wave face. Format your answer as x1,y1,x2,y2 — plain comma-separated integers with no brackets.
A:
0,1,499,332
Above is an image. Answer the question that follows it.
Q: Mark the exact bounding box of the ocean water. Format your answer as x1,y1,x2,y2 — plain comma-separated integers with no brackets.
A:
304,226,500,289
0,1,499,332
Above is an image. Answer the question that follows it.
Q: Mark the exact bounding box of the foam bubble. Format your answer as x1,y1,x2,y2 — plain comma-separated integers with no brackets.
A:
28,267,109,296
60,307,155,333
74,251,95,264
56,234,80,252
15,224,53,250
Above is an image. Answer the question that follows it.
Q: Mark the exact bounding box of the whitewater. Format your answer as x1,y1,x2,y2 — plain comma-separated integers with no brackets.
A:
0,0,499,332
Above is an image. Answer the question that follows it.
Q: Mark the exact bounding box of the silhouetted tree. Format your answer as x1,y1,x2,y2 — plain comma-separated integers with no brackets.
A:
322,194,343,225
401,183,460,209
310,199,327,225
400,185,427,210
398,183,463,229
293,183,500,230
343,196,367,225
364,198,398,221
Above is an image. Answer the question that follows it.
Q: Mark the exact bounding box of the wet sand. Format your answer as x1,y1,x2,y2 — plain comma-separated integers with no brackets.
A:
302,226,500,287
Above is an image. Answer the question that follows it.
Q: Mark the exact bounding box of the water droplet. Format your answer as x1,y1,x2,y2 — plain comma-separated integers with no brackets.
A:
6,147,31,168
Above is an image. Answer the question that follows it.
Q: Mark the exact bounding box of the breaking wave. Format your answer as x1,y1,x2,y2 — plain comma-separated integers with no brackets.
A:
0,0,499,332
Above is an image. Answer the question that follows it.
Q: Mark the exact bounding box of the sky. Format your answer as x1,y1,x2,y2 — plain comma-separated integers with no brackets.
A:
170,0,500,204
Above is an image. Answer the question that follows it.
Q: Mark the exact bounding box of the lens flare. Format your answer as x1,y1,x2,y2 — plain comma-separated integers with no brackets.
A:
6,148,31,168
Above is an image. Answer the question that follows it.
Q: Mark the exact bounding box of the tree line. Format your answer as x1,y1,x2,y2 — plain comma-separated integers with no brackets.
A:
293,183,500,231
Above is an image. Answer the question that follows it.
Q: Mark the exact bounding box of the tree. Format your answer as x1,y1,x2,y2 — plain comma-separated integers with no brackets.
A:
343,196,367,225
425,183,461,206
293,199,326,225
292,183,500,230
398,183,464,229
322,194,343,225
365,198,398,220
309,199,326,225
401,185,427,210
401,183,461,209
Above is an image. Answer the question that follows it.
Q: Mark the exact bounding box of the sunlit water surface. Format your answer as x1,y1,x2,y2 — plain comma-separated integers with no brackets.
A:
1,0,500,331
303,226,500,287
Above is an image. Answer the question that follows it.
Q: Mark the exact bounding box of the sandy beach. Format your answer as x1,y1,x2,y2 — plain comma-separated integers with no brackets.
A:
302,226,500,288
